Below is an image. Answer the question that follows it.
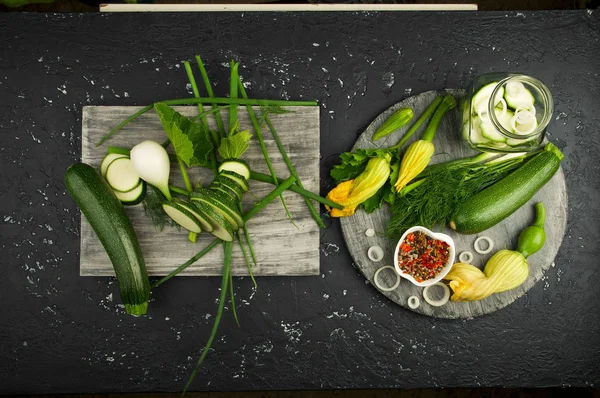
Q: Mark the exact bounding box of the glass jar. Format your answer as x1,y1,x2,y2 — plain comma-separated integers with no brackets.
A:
462,73,554,152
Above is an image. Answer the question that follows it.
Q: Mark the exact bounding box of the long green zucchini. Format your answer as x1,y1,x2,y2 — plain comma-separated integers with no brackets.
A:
449,143,564,234
65,163,150,316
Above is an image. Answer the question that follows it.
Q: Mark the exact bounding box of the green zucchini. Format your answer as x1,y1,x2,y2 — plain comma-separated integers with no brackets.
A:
449,143,563,234
65,163,150,316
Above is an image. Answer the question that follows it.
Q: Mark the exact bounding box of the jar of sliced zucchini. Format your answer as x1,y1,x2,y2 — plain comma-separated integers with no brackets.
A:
462,73,554,152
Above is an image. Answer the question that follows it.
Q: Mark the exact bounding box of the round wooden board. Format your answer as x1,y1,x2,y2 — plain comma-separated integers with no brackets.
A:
340,89,568,319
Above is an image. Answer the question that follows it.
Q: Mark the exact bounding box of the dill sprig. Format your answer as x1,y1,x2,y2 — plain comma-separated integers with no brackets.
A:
386,152,538,239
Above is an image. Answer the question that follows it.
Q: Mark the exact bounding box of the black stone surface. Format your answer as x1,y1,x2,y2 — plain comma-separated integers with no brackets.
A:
1,10,599,395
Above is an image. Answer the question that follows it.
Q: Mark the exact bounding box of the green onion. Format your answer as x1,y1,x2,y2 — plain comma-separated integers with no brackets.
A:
196,55,226,139
249,170,343,210
182,240,232,395
96,97,317,147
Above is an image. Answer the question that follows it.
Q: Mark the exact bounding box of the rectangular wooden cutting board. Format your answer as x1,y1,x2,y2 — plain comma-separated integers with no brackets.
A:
80,105,320,276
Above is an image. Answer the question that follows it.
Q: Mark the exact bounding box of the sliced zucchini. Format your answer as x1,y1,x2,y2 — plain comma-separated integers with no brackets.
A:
467,116,489,145
114,181,146,205
472,82,504,115
105,157,140,193
219,170,249,193
191,188,244,230
175,199,214,232
212,176,245,200
162,201,202,233
100,153,128,177
211,185,238,202
211,181,243,201
191,201,234,242
218,159,250,180
504,81,535,109
480,109,514,142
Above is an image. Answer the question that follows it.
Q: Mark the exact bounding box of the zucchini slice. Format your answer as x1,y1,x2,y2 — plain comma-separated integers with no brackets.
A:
105,157,141,193
472,82,504,114
191,201,235,242
218,170,249,193
211,185,239,202
212,176,245,201
480,109,514,142
114,181,146,205
218,159,251,180
190,188,244,230
100,153,128,177
504,81,535,110
162,201,202,233
174,199,214,232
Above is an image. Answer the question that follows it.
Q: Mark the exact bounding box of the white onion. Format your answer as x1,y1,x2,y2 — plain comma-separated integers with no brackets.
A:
130,140,172,201
422,282,450,307
459,251,474,264
373,265,400,292
367,245,384,262
407,295,420,309
474,236,494,254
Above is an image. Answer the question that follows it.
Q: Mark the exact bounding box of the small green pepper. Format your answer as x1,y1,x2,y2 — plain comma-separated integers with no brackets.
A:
517,202,546,258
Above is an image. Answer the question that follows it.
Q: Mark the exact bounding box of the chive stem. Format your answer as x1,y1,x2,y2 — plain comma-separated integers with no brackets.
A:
196,55,227,139
243,176,296,222
228,62,239,135
237,78,295,224
107,146,131,156
263,116,325,228
236,230,257,288
169,185,190,196
243,226,258,267
151,239,221,289
228,265,240,327
182,241,232,395
177,157,193,193
96,97,317,147
249,170,343,210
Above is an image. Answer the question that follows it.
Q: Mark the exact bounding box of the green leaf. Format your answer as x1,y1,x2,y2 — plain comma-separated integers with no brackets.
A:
218,129,252,160
330,148,392,182
168,123,194,164
154,103,213,167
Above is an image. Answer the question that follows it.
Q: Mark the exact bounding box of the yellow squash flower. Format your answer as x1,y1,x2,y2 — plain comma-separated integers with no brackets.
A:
326,154,391,217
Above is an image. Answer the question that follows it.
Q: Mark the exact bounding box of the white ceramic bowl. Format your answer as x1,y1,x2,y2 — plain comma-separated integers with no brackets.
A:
393,226,456,287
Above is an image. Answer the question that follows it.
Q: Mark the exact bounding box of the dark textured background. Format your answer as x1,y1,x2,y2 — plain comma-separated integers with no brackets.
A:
1,10,599,396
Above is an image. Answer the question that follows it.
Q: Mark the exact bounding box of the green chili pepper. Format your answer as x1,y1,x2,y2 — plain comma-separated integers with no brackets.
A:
517,202,546,258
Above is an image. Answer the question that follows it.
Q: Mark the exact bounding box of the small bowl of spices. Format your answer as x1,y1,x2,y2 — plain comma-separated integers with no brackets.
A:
393,226,455,287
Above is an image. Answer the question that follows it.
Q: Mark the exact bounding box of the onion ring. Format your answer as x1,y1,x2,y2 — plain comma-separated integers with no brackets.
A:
408,295,420,309
459,251,474,264
423,282,451,307
367,245,384,262
511,114,537,135
515,104,536,117
474,236,494,254
373,265,401,292
365,228,375,237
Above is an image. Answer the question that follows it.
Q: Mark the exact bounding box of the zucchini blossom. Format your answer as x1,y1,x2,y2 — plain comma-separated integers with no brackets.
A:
394,94,456,193
444,250,529,302
326,153,391,217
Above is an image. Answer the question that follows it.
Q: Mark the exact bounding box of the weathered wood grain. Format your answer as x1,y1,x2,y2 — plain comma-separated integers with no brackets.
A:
80,105,320,276
340,90,568,319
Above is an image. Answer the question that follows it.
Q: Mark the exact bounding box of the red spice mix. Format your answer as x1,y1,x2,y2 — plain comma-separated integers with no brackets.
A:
397,231,450,282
